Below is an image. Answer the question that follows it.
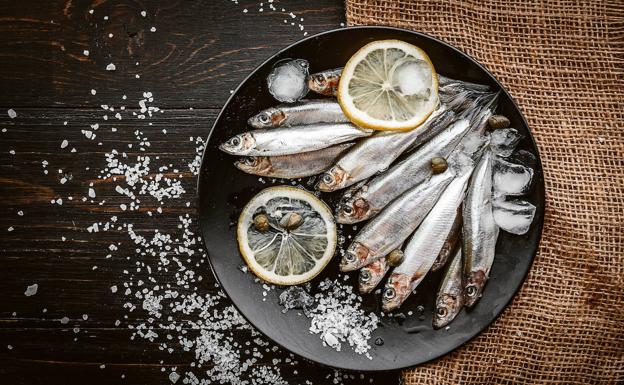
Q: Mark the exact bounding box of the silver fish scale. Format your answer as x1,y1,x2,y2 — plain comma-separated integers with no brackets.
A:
331,106,452,188
247,123,373,156
393,168,474,289
462,151,498,283
355,118,471,216
351,171,455,265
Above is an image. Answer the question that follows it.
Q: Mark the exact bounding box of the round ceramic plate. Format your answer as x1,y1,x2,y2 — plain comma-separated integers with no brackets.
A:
198,26,545,372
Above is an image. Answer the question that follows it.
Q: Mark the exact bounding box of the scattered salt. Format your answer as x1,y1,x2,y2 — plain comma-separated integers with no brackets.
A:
24,284,38,297
7,109,17,119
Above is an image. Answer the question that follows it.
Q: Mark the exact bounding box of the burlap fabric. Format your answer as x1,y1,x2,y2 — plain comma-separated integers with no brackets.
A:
345,1,624,384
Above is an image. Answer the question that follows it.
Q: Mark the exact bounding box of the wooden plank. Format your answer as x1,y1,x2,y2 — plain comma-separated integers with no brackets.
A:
0,0,345,109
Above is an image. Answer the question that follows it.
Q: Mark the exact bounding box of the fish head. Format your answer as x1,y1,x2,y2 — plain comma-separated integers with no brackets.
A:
358,259,386,294
336,196,370,224
316,166,347,192
463,270,487,307
219,133,255,155
340,242,370,272
247,108,286,129
433,293,462,329
234,156,272,176
308,73,330,94
381,273,412,312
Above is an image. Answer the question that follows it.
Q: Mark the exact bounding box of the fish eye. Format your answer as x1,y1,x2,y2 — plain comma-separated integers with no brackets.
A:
436,307,448,317
383,287,396,299
342,205,353,215
244,157,256,165
313,74,325,86
466,285,477,297
259,113,270,123
297,60,309,69
322,174,334,185
345,252,356,262
230,136,241,146
359,270,371,282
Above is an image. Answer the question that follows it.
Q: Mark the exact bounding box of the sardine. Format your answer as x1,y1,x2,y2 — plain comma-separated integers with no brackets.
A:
316,106,454,192
463,150,499,308
340,171,455,272
433,247,464,329
308,68,342,96
382,161,475,312
492,198,536,235
359,256,390,294
234,142,354,179
431,207,462,272
492,157,534,196
247,99,348,129
336,99,495,224
219,123,373,156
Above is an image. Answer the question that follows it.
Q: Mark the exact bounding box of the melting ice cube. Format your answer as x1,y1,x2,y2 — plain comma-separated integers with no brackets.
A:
493,157,534,196
391,59,431,98
493,198,536,235
491,128,521,158
267,59,309,103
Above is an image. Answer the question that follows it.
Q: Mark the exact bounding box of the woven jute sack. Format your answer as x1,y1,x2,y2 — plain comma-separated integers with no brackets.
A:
345,1,624,384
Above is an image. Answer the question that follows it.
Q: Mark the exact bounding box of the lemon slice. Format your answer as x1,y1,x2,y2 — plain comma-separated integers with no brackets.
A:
237,186,337,285
338,40,439,131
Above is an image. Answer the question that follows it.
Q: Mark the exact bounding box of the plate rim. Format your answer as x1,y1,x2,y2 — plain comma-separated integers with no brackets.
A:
196,25,546,372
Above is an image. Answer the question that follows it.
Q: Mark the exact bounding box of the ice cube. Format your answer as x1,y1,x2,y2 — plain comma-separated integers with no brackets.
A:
491,128,521,158
391,59,431,97
493,158,534,196
267,59,309,103
279,286,314,312
493,198,536,235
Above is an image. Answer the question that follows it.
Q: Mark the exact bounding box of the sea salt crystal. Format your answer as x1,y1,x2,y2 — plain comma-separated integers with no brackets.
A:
150,27,156,32
61,140,68,149
83,50,89,56
24,284,38,296
88,188,96,198
141,10,147,17
91,89,96,95
168,371,180,383
17,211,23,216
7,109,17,119
106,63,116,71
111,285,118,293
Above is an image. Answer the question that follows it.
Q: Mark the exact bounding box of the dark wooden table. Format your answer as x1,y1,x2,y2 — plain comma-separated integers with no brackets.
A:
0,1,400,384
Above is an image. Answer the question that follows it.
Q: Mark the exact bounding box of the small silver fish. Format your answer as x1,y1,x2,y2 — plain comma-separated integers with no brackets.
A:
433,247,464,329
359,256,390,294
219,123,373,156
382,160,475,312
247,99,348,129
335,119,470,224
316,107,453,192
463,150,499,308
336,100,495,224
308,68,342,96
431,207,462,272
234,142,354,179
340,171,455,272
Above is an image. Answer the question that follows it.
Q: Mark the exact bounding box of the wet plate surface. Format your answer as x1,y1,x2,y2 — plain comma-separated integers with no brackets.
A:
198,26,545,372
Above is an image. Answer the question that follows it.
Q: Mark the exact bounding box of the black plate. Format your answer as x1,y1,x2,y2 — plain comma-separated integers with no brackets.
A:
198,26,545,372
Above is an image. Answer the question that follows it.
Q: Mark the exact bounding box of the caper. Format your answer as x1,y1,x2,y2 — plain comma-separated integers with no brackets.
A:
253,214,270,232
387,249,405,267
431,157,448,174
488,115,511,129
279,212,303,231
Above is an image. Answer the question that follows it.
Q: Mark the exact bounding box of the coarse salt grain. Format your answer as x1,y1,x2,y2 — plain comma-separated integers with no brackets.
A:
7,109,17,119
106,63,116,71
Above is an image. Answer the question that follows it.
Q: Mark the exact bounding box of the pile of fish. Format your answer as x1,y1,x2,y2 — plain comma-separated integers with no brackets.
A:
220,60,537,329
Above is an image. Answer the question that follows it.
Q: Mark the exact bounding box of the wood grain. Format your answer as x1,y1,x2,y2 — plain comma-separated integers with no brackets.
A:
0,1,401,384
